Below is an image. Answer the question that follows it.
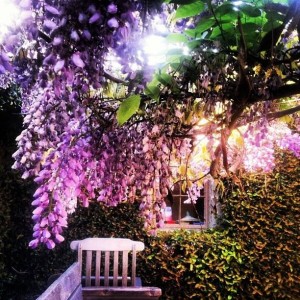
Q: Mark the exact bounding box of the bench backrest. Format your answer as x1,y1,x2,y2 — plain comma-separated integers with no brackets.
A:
70,238,145,288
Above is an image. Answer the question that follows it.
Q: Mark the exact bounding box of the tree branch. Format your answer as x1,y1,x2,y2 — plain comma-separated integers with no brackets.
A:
38,30,52,43
249,83,300,103
103,71,128,85
267,104,300,120
272,84,300,100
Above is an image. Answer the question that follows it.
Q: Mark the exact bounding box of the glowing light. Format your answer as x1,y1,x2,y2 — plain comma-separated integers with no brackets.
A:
233,1,243,11
152,15,169,35
233,1,243,6
142,34,191,66
197,118,209,126
129,62,141,72
0,1,21,42
104,50,122,73
139,13,192,66
142,34,168,65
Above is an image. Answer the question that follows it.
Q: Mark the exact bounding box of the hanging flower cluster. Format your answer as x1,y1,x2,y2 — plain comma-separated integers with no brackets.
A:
1,0,162,92
2,0,167,248
1,0,299,249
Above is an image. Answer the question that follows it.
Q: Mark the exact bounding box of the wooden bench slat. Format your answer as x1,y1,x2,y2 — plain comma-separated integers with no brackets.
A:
81,275,141,286
82,286,162,300
113,251,119,286
131,245,136,287
122,251,128,286
95,250,101,287
104,251,110,287
78,244,83,276
71,238,144,251
85,250,92,287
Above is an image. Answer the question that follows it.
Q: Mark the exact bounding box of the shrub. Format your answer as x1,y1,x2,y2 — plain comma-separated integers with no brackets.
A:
140,229,252,300
219,151,300,299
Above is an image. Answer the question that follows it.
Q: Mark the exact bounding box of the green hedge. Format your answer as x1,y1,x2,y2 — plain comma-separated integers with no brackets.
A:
140,230,252,300
219,151,300,299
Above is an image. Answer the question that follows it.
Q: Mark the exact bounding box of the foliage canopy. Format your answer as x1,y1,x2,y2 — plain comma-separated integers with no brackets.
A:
0,0,299,247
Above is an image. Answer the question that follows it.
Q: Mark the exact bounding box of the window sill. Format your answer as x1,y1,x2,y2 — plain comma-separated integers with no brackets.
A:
159,223,207,231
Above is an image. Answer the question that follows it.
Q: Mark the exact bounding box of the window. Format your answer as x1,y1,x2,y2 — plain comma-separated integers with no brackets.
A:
161,179,218,230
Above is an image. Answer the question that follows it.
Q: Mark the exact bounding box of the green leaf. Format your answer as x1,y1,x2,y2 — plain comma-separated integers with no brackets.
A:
166,33,189,43
166,48,184,56
242,22,261,33
271,0,288,3
185,28,201,38
116,94,141,125
145,84,160,102
262,21,283,33
187,39,202,49
166,55,182,65
170,0,198,4
219,12,240,23
265,10,285,22
240,4,261,17
215,3,236,18
194,17,216,34
165,50,184,66
156,73,180,92
208,23,234,40
170,62,181,70
174,1,205,20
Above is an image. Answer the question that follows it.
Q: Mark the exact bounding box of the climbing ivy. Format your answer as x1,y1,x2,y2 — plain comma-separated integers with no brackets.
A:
219,150,300,299
139,150,300,299
140,230,252,300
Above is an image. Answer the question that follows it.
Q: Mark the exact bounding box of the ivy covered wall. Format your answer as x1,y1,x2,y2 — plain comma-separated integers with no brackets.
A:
219,151,300,299
140,151,300,299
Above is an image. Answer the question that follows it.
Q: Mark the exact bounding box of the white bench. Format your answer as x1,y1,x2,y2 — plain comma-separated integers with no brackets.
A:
70,238,162,300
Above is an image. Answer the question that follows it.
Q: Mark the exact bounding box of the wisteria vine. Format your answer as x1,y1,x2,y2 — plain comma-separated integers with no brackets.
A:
0,0,299,248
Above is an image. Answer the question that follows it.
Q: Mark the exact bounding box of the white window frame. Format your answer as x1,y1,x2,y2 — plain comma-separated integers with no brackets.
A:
161,179,219,231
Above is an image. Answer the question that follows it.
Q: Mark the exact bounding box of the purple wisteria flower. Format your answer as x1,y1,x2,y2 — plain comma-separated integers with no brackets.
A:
19,0,32,9
71,30,80,41
43,19,57,30
72,53,85,68
82,30,91,40
0,52,13,74
8,0,173,249
78,13,87,23
108,4,118,14
107,17,119,28
45,4,60,15
53,36,63,46
89,12,102,24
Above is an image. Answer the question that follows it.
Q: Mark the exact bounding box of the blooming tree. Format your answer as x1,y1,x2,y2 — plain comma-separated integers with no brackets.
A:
0,0,299,248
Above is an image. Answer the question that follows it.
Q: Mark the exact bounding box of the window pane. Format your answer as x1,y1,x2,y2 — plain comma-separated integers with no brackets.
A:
164,182,205,225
